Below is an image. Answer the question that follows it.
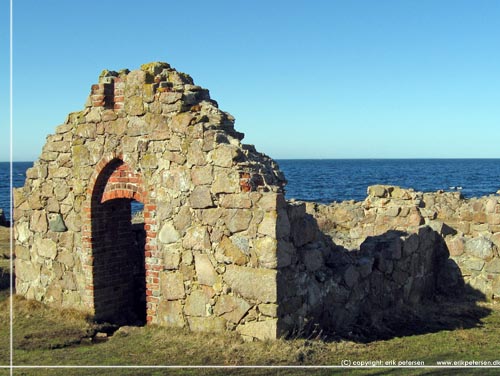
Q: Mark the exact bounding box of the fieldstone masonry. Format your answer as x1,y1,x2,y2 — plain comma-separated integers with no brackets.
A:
14,62,286,336
13,62,495,341
309,185,500,302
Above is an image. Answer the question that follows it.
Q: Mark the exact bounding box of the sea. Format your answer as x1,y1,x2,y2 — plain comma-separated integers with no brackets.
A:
1,159,500,222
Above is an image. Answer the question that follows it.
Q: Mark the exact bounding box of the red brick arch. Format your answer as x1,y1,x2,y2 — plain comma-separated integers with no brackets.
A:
81,153,160,324
100,161,145,203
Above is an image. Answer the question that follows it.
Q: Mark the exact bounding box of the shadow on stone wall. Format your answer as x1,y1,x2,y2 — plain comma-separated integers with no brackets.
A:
277,211,491,343
130,222,147,325
344,239,491,342
92,199,147,326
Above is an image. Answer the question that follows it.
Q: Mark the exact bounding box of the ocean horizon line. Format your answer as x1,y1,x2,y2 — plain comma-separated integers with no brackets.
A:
3,157,500,164
276,157,500,161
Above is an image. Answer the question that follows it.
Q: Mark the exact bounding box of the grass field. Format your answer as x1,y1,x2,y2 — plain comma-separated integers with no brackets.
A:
1,280,499,375
0,226,499,375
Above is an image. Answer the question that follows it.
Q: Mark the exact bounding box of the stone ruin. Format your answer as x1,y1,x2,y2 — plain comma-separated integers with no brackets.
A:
13,62,498,341
309,185,500,302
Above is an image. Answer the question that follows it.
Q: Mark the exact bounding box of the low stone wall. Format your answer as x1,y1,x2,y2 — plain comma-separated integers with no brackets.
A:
307,185,500,301
269,200,455,339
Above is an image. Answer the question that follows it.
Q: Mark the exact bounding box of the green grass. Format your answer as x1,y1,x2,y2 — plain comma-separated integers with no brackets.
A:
0,291,498,375
0,257,11,368
0,227,499,375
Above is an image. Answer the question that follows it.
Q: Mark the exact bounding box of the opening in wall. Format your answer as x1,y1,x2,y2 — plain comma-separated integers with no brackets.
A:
92,197,146,326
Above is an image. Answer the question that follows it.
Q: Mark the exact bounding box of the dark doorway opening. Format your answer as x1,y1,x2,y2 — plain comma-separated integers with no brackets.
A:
92,198,146,326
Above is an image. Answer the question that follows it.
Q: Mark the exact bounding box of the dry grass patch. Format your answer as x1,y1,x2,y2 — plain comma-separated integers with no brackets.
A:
7,296,500,373
0,256,11,365
0,255,498,375
11,296,96,351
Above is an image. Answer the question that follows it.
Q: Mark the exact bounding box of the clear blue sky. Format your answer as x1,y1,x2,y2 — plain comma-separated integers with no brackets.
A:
2,0,500,161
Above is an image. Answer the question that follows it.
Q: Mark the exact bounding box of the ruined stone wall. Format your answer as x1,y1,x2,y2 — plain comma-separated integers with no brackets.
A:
273,201,451,338
308,185,500,301
14,62,287,334
12,61,476,341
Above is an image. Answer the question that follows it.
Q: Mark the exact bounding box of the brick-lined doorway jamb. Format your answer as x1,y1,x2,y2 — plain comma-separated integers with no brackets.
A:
81,153,159,323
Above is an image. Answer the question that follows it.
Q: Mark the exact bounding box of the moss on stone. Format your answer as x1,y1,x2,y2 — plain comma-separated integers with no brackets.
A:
68,111,86,125
140,153,158,169
143,84,155,99
140,62,171,75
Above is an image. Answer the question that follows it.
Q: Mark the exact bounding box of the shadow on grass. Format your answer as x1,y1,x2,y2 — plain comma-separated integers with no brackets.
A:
338,231,493,343
352,287,492,342
10,295,109,352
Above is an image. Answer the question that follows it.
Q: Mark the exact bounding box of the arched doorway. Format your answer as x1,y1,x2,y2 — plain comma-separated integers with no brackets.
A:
89,158,149,325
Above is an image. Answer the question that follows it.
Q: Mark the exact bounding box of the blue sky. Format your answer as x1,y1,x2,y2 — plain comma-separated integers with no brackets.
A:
2,0,500,161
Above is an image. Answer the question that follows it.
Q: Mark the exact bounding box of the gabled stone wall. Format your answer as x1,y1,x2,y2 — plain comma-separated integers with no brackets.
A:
14,62,286,333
